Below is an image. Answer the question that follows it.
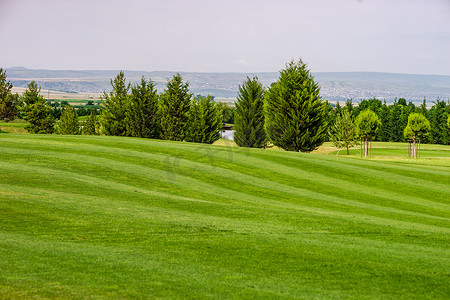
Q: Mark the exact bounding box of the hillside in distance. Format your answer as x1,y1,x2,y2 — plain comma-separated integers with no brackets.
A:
6,67,450,103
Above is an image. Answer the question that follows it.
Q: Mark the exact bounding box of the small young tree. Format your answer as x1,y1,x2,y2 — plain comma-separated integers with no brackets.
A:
234,76,266,148
264,59,328,152
355,109,381,158
83,110,98,135
126,77,159,139
328,110,358,155
185,95,222,144
56,105,80,135
159,73,191,141
404,113,430,158
99,71,130,136
22,81,55,134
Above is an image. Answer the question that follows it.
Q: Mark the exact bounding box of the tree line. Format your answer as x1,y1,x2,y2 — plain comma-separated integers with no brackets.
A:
1,63,449,153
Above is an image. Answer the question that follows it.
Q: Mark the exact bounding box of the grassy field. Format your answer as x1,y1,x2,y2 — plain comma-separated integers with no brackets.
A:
0,134,449,299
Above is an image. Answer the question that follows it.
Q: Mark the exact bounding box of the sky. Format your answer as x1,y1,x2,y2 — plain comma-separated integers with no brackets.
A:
0,0,449,75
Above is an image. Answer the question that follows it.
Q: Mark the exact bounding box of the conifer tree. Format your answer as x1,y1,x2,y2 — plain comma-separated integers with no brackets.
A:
264,60,328,152
22,81,55,134
159,73,191,141
355,109,381,158
0,68,21,121
56,105,80,135
83,110,98,135
99,71,130,136
328,110,358,155
387,101,402,142
428,99,448,145
234,76,266,148
185,95,221,144
126,77,159,138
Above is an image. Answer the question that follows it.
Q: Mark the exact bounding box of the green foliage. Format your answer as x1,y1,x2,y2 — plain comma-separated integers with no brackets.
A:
159,73,191,141
56,105,80,135
264,59,328,152
216,102,234,123
328,110,358,155
0,68,21,121
126,77,159,139
99,71,130,136
403,112,430,139
22,81,55,134
234,76,266,148
185,95,222,144
428,100,449,145
386,101,403,142
355,109,381,138
83,110,98,135
21,81,45,106
24,102,55,134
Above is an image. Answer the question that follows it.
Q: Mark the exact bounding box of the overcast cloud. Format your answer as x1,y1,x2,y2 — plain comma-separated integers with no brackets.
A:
0,0,449,74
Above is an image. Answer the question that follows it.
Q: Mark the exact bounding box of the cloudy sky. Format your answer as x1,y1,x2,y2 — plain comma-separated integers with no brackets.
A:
0,0,449,75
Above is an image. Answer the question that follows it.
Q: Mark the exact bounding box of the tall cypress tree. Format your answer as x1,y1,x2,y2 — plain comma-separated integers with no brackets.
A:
234,76,266,148
99,71,130,136
159,73,191,141
264,60,328,152
185,95,221,144
429,99,448,144
127,77,159,139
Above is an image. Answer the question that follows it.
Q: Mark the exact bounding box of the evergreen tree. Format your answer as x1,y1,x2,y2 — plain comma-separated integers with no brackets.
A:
355,109,381,158
264,59,328,152
127,77,159,138
376,101,389,141
83,110,98,135
22,81,55,134
387,101,402,142
328,110,358,155
99,71,130,136
428,99,448,144
420,98,427,116
56,105,80,135
234,76,266,148
159,73,191,141
185,95,222,144
0,68,21,121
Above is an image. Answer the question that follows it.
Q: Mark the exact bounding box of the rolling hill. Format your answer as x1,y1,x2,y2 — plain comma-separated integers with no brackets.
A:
0,134,449,298
6,67,450,103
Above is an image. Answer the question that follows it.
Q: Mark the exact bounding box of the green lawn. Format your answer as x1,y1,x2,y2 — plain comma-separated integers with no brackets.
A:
0,134,449,298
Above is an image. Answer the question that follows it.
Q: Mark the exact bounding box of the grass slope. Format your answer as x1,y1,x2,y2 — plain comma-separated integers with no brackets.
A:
0,134,449,299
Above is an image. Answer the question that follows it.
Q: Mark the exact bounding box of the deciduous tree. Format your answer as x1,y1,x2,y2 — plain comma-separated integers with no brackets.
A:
355,109,381,158
328,110,358,155
403,112,430,158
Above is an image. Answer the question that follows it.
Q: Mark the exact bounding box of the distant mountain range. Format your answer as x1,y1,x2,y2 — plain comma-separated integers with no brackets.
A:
5,67,450,103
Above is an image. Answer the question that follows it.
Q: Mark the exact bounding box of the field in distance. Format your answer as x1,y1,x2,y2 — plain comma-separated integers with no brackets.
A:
0,134,449,298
